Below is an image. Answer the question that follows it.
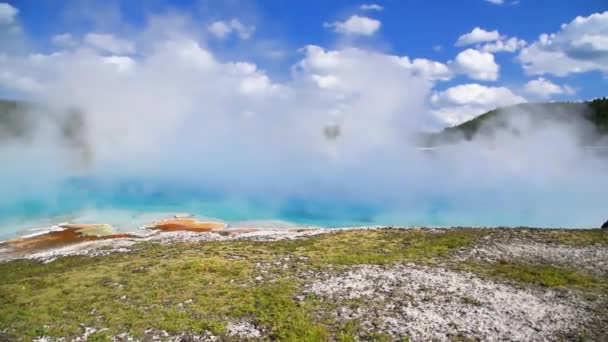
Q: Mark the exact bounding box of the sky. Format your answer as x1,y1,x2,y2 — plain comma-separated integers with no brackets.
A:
0,0,606,127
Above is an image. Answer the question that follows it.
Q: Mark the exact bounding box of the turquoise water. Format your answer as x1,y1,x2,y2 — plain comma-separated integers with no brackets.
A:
0,177,560,238
0,174,604,239
0,176,390,238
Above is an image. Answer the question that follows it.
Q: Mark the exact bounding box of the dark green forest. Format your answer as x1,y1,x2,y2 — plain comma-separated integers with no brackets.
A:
445,98,608,139
421,97,608,146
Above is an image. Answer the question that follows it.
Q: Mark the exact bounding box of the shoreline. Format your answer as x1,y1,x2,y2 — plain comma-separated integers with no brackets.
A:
0,217,604,263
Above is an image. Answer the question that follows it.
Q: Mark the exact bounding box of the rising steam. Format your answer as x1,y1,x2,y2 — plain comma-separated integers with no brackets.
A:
0,11,607,232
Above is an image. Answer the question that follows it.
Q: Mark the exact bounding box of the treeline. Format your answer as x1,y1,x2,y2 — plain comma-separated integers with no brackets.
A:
423,97,608,146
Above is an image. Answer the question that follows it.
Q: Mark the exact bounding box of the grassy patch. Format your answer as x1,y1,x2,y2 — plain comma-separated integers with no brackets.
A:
541,229,608,246
1,228,605,340
0,229,480,340
461,296,481,306
462,260,608,291
277,228,482,268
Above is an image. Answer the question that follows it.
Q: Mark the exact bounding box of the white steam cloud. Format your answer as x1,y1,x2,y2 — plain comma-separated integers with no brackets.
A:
0,7,607,231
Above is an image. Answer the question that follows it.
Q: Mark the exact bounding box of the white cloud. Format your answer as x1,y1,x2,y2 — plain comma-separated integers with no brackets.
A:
52,33,77,47
431,83,526,125
518,11,608,76
452,49,500,81
84,33,135,54
480,37,527,53
325,15,381,36
239,74,276,95
432,83,524,106
396,57,453,81
164,38,216,70
457,27,526,54
297,45,451,83
484,0,504,4
0,2,18,25
102,56,136,73
208,19,255,40
360,4,383,11
524,77,575,98
0,2,23,50
456,27,501,46
311,74,340,89
0,70,41,92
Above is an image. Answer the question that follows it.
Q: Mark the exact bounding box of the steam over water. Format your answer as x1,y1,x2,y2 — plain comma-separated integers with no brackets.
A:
1,12,607,238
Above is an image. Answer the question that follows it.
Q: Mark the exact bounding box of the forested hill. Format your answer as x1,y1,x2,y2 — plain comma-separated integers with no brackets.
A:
424,98,608,146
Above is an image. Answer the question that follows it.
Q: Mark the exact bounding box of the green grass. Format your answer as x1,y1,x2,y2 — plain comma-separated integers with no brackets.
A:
0,228,606,340
0,229,482,341
462,259,608,291
280,228,481,267
540,229,608,245
461,296,481,306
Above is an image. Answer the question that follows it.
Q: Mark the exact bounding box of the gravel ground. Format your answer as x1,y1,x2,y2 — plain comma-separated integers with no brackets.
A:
455,237,608,276
305,263,598,341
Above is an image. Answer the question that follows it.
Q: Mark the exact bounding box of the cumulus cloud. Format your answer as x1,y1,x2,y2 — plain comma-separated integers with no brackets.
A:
324,15,381,36
84,33,136,54
360,4,383,11
456,27,502,46
452,49,500,81
457,27,526,54
208,19,255,40
524,77,575,98
518,11,608,76
52,33,77,47
395,57,452,81
480,37,527,53
431,83,526,125
0,2,24,52
0,2,18,24
102,56,136,73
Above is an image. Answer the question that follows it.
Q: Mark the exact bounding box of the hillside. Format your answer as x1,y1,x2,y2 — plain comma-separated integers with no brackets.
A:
423,98,608,146
443,98,608,139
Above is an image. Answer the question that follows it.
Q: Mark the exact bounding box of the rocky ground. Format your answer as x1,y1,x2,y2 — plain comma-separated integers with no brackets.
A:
305,264,593,341
454,230,608,277
0,227,606,341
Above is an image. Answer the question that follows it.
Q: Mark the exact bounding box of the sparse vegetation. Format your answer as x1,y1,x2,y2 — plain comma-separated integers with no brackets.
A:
462,260,608,291
0,228,606,340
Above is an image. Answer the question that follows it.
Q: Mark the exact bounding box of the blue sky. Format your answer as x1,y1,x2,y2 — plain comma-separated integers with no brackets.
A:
0,0,607,126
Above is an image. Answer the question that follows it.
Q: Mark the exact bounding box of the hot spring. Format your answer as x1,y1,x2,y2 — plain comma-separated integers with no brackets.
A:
1,43,607,239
